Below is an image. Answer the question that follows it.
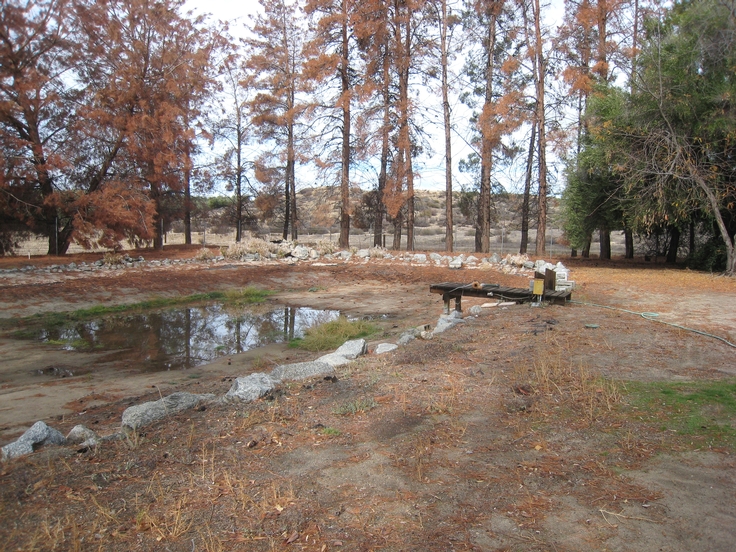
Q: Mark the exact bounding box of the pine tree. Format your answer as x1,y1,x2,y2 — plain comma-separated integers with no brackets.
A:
74,0,216,250
0,0,76,254
246,0,310,241
304,0,361,248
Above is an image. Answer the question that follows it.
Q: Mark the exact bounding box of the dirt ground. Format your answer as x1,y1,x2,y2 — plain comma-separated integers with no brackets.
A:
1,246,736,551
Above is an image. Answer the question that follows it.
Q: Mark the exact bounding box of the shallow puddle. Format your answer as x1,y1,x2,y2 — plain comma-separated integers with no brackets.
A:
20,304,340,372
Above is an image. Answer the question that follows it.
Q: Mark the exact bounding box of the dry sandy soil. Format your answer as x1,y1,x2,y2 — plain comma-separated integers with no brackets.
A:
1,246,735,551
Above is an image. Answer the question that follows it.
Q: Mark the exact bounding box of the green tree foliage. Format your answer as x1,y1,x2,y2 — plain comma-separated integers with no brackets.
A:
562,0,736,273
561,86,628,258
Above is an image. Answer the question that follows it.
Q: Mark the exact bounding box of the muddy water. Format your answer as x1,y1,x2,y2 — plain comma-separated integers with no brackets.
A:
18,304,340,372
0,303,343,436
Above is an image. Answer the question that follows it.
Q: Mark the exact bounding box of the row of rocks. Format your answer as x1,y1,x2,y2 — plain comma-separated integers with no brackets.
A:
225,339,364,402
0,243,559,278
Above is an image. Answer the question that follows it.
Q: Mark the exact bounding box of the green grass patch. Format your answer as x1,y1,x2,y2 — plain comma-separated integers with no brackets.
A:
11,329,38,340
221,287,274,307
332,397,377,416
288,316,376,352
44,339,68,347
626,380,736,450
321,427,341,436
1,287,273,330
41,338,96,350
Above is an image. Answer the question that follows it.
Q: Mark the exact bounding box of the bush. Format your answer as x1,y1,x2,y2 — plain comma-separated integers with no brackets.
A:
0,228,30,256
685,239,727,272
195,248,216,261
208,196,231,210
103,252,124,266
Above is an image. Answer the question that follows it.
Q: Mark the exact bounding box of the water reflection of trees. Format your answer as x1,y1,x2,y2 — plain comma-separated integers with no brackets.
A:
37,305,339,372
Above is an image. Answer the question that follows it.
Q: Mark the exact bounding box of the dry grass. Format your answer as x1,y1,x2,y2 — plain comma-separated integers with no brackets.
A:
519,348,623,424
102,251,124,266
1,256,735,551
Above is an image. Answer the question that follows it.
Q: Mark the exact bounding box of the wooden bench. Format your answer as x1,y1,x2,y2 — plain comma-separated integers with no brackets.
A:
430,276,571,314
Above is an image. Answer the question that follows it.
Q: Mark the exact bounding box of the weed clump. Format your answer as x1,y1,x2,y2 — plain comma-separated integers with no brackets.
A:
510,348,622,425
223,235,295,259
102,251,124,266
290,316,376,352
194,248,216,261
222,287,273,307
332,397,377,415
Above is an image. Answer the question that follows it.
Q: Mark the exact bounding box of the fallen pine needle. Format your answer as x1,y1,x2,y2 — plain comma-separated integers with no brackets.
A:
599,509,660,525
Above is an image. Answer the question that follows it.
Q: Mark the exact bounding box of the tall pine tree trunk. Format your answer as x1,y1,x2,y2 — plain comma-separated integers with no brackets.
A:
477,9,496,254
520,121,536,254
283,168,291,241
582,235,591,258
624,227,634,258
599,228,611,259
374,38,390,248
399,4,414,251
533,0,547,255
440,0,453,252
287,92,297,241
235,134,243,242
392,210,403,250
184,137,192,245
666,225,680,264
339,5,351,248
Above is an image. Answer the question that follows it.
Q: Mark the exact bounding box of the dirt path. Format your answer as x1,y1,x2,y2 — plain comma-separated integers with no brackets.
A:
1,251,735,551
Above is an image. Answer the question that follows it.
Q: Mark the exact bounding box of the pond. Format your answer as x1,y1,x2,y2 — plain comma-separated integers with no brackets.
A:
23,304,340,372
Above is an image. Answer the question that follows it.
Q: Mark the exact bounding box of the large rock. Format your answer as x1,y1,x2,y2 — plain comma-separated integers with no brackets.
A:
397,324,429,345
66,425,99,445
397,332,416,345
270,361,334,381
291,245,310,260
375,343,398,354
226,373,278,402
2,421,66,461
449,255,464,269
317,353,352,368
433,314,465,335
334,338,367,360
121,392,214,430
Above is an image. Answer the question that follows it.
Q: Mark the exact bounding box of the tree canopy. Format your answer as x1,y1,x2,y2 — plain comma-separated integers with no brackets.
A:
561,0,736,274
1,0,734,275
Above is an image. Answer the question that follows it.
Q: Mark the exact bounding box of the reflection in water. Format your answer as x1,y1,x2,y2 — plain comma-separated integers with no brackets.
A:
35,305,339,372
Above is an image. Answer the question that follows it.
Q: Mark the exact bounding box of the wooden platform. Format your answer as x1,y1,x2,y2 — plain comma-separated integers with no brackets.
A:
429,281,572,313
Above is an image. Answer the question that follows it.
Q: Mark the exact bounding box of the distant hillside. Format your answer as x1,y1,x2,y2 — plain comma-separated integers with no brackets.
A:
14,188,587,257
194,187,574,255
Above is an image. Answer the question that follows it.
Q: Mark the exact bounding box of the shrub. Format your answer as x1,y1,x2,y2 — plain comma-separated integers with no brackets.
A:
103,252,124,266
686,239,727,272
195,248,215,261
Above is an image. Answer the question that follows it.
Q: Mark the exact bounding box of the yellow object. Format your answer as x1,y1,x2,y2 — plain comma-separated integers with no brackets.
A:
533,279,545,295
